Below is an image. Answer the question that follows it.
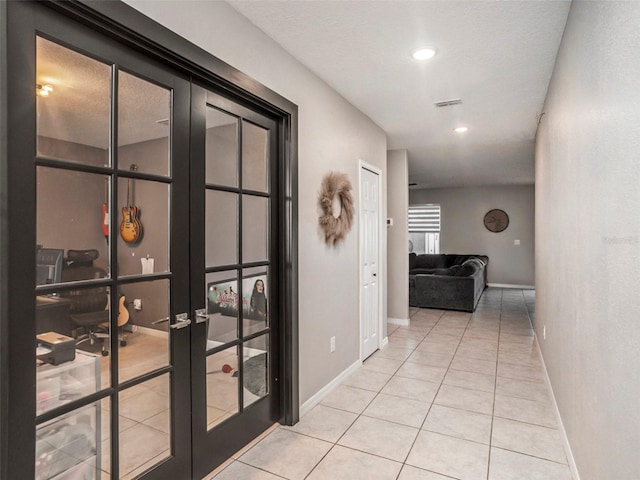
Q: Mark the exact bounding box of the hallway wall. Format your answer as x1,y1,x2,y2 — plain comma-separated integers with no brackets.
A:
123,1,388,406
410,185,535,286
386,149,409,322
535,1,640,478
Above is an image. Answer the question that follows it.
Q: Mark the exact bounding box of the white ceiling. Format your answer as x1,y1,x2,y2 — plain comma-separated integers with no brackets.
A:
227,0,571,189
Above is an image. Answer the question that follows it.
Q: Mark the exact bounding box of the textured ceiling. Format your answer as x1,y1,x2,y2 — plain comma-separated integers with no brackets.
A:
37,36,170,150
228,0,571,188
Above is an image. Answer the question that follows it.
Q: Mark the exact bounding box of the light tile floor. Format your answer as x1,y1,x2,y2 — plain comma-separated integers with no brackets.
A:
208,288,574,480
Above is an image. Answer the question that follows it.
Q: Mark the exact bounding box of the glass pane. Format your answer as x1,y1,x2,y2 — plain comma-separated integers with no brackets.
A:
117,178,169,277
36,37,111,167
206,347,239,430
37,167,110,283
205,271,238,348
206,107,238,187
36,321,106,414
118,376,171,478
118,280,170,383
242,195,268,264
118,71,171,177
36,401,108,480
243,267,269,336
205,190,238,267
243,334,269,408
242,121,268,193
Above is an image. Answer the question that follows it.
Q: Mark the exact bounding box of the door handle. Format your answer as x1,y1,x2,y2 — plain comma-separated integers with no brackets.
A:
152,317,170,325
195,308,208,324
170,313,191,330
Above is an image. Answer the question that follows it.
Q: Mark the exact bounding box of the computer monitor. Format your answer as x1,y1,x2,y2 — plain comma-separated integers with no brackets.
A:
36,248,64,285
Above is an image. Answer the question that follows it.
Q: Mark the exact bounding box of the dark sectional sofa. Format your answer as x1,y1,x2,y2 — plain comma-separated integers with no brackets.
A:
409,253,488,312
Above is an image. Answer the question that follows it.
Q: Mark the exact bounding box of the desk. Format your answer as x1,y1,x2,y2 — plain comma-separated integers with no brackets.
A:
36,296,73,336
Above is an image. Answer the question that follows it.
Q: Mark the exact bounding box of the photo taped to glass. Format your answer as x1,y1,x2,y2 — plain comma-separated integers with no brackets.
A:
205,270,239,348
242,267,269,337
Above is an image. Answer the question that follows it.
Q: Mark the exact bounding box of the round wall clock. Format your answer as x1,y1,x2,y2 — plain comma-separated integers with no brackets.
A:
484,209,509,233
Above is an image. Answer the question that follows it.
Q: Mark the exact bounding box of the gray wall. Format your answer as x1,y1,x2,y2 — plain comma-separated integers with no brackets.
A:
535,2,640,478
410,185,534,286
124,0,388,405
386,150,409,321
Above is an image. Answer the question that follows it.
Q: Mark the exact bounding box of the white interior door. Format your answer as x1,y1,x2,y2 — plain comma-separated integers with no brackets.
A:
360,165,380,360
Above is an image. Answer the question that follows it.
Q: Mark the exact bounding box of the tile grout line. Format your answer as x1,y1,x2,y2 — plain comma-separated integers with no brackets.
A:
486,287,504,480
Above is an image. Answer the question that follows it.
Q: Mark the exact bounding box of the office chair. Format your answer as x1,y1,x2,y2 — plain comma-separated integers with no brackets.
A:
61,250,128,356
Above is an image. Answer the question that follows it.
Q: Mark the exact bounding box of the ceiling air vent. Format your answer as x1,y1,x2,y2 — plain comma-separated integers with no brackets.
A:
434,99,462,108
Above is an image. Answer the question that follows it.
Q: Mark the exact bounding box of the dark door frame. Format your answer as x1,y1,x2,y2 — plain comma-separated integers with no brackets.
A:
0,1,298,478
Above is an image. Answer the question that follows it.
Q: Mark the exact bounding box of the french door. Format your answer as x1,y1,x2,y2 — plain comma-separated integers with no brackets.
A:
25,8,193,480
189,86,281,478
4,2,289,479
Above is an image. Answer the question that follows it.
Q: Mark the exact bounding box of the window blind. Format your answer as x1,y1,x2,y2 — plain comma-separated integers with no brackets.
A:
408,204,440,232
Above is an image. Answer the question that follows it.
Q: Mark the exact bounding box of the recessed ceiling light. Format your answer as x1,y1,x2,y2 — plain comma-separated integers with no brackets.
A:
454,127,469,133
412,47,436,61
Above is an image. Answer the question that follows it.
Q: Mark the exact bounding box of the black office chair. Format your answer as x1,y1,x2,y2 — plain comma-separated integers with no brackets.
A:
61,250,127,356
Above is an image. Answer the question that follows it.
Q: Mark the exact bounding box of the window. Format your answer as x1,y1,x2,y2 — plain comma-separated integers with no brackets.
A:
408,204,440,254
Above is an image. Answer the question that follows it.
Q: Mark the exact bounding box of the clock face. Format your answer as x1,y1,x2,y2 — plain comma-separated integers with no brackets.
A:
484,209,509,233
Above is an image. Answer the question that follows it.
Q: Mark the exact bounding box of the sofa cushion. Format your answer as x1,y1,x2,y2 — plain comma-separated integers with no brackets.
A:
454,258,484,276
415,254,448,269
409,252,417,270
410,267,458,276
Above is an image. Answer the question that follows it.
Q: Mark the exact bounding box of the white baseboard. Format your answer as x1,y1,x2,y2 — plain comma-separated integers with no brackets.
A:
134,325,169,339
381,336,388,349
299,359,362,418
488,283,535,290
535,335,581,480
387,316,410,326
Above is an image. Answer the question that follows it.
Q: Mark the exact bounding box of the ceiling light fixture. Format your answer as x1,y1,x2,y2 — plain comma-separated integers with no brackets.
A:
411,47,436,61
454,127,469,133
36,84,53,97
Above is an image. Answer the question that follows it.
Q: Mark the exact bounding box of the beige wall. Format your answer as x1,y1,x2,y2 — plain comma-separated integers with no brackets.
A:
124,1,388,405
410,185,535,286
386,150,409,322
536,2,640,478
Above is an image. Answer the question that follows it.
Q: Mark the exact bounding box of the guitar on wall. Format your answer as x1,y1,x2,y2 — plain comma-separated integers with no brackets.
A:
120,164,143,244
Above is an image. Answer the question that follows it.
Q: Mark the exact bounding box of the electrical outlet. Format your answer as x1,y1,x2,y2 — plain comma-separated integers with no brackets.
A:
133,298,142,310
330,336,336,353
543,325,546,340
